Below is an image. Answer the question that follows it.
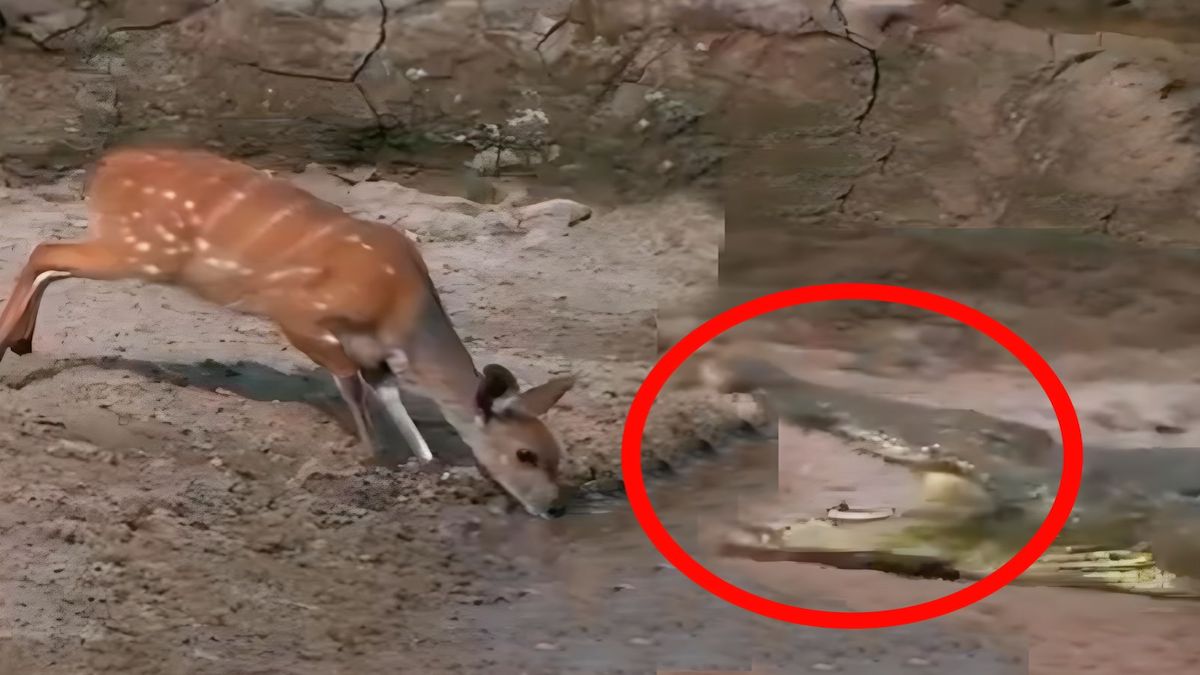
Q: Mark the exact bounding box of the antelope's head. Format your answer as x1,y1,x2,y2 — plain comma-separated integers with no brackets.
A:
472,364,576,519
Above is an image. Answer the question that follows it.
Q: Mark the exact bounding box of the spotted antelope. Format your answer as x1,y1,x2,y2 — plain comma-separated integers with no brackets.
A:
0,147,576,518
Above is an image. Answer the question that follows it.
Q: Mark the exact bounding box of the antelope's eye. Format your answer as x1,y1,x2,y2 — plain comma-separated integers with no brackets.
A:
515,449,539,467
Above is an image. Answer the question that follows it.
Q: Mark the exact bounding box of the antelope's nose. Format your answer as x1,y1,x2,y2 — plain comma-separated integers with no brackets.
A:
544,503,567,519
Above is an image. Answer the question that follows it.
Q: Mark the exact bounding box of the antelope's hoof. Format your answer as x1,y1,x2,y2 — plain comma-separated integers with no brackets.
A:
9,337,33,356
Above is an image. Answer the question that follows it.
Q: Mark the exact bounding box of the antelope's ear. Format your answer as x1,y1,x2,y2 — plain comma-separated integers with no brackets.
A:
475,364,521,420
513,375,576,417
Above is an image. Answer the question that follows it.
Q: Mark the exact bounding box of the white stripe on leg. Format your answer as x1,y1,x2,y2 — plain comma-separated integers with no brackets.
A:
375,379,434,463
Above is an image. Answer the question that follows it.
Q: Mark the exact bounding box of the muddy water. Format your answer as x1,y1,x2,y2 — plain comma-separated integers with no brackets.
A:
433,435,1027,674
428,344,1200,673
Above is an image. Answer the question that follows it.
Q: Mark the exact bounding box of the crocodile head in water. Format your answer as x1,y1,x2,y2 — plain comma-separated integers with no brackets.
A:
700,350,1200,600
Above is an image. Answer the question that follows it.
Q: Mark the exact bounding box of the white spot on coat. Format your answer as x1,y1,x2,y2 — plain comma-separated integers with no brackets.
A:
196,239,211,251
142,265,162,275
135,242,151,252
265,267,320,283
162,190,176,200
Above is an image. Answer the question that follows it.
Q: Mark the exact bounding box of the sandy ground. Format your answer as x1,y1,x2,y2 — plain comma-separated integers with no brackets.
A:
0,167,766,674
3,162,1200,674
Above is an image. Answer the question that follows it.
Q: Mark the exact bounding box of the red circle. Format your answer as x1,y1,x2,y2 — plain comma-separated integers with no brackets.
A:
621,283,1082,629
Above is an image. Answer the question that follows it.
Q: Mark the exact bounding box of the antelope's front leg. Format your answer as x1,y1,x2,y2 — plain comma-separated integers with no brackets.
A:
332,371,378,453
278,323,385,460
373,373,435,463
352,353,437,464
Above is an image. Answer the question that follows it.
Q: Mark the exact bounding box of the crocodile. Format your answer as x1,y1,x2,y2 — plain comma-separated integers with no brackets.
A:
701,352,1200,599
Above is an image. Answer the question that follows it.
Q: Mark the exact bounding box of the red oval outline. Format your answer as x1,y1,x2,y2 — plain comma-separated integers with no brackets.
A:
620,283,1083,630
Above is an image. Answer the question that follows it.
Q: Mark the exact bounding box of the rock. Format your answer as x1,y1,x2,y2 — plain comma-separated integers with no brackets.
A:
45,438,100,460
212,0,383,81
331,164,377,184
958,0,1200,42
514,199,591,228
1,0,87,46
4,0,1200,246
348,180,485,219
288,163,355,205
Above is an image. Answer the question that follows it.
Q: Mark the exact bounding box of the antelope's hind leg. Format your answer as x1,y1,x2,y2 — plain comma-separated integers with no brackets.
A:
7,270,69,355
1,242,133,361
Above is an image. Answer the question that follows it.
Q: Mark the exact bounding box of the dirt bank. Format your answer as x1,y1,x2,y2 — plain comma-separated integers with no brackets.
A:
8,1,1200,239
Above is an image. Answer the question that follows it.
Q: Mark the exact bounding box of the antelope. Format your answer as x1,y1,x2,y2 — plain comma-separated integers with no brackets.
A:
0,147,576,518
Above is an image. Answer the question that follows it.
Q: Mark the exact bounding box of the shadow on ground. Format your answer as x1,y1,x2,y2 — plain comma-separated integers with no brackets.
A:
0,354,476,467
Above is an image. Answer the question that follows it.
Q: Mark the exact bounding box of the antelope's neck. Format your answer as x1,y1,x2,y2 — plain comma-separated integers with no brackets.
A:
403,286,484,445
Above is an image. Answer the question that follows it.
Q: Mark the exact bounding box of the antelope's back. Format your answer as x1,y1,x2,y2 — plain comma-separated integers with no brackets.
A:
87,147,336,231
83,147,435,333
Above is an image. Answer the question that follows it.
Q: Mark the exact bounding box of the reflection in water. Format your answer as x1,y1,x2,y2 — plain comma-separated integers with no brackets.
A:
479,435,779,573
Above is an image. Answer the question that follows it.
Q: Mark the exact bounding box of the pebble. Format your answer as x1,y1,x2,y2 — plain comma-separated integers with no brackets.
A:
533,642,559,651
191,647,220,661
46,439,99,460
628,637,653,646
811,664,837,672
907,657,932,667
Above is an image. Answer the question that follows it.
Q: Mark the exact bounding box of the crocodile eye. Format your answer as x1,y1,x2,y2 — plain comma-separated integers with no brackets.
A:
516,449,539,467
